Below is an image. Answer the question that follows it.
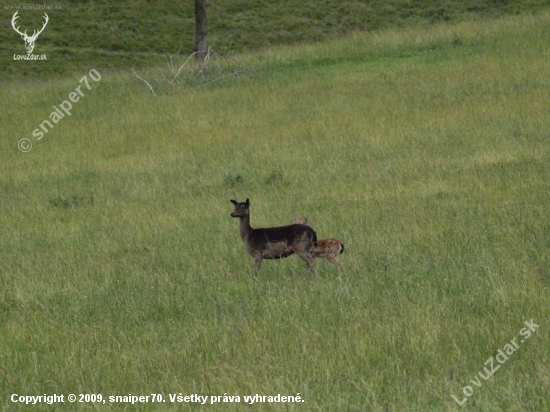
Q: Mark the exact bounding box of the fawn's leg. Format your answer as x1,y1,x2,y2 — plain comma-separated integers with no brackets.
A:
252,255,263,276
327,254,344,272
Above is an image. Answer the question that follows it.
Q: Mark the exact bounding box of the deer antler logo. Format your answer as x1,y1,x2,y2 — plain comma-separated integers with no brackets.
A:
11,11,49,54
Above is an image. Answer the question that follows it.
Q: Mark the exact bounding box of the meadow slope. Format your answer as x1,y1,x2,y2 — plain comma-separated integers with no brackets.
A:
1,0,550,79
1,11,550,411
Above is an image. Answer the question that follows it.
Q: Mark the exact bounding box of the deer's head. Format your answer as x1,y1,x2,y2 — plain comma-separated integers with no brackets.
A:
293,217,309,225
230,198,250,218
11,11,49,54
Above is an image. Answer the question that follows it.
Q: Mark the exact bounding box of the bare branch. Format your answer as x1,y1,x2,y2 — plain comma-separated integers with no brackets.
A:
131,68,157,97
132,48,244,96
167,45,184,76
193,69,241,90
193,46,214,79
169,51,198,85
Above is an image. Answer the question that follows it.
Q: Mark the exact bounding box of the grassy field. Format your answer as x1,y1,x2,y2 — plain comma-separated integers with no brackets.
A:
1,9,550,411
2,0,550,79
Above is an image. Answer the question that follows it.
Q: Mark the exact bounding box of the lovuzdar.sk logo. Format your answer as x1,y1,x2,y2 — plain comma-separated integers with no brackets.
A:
11,11,49,61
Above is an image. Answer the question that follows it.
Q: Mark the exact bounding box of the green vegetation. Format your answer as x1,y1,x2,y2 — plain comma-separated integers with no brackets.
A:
2,7,550,412
1,0,550,79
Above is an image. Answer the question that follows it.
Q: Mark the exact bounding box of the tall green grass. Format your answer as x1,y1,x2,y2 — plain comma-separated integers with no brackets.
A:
2,0,549,79
1,11,549,411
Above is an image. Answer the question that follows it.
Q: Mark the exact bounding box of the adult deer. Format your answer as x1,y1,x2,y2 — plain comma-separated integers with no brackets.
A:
230,199,317,276
293,217,345,272
11,11,49,54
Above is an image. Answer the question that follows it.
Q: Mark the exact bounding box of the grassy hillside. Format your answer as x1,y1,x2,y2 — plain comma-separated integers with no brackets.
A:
1,9,550,412
1,0,550,79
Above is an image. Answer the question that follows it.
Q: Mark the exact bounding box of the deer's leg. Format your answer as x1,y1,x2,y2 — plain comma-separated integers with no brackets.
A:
296,251,318,275
252,255,263,276
327,254,344,272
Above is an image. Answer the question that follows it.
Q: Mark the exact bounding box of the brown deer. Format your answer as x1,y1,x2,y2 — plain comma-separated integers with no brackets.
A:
293,217,345,272
230,199,318,276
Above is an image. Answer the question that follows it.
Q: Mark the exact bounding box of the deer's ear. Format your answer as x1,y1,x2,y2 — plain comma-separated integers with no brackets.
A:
245,198,250,206
230,199,238,205
304,218,308,224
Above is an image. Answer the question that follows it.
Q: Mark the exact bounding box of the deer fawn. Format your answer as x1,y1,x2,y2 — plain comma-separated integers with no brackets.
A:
293,217,345,272
230,199,318,276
